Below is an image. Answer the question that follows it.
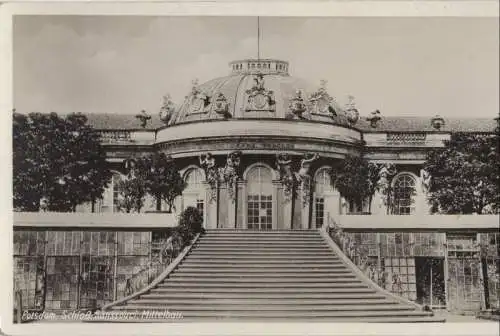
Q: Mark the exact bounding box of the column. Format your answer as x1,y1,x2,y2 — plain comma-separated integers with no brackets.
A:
274,180,290,230
226,183,236,229
236,180,246,229
300,183,311,230
325,191,341,221
272,180,279,230
205,183,217,229
371,189,387,216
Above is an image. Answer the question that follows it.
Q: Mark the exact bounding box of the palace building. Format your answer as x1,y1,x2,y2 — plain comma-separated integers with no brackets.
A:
13,58,499,319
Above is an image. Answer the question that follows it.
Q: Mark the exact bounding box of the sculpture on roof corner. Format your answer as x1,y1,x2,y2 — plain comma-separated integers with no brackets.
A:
245,73,276,112
287,89,309,120
366,110,382,128
135,110,151,128
189,79,211,114
345,95,360,125
159,94,175,125
213,92,232,119
309,80,337,119
431,115,445,130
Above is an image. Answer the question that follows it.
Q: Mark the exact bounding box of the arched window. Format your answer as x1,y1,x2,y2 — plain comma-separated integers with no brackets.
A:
392,174,417,215
185,168,204,190
246,165,273,230
183,168,205,218
314,168,333,194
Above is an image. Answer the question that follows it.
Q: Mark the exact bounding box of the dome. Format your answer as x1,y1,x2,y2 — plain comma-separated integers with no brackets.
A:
168,59,356,126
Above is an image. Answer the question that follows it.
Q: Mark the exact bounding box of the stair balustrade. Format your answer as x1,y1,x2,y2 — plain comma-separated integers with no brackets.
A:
325,215,385,287
120,237,183,299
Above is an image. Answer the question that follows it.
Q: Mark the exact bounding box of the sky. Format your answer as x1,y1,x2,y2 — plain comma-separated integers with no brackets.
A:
13,16,499,118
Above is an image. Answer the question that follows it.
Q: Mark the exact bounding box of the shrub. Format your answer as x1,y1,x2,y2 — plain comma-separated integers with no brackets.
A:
178,206,204,242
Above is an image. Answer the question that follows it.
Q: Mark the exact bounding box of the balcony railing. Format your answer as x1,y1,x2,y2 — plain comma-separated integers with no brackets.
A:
386,133,426,145
98,131,133,143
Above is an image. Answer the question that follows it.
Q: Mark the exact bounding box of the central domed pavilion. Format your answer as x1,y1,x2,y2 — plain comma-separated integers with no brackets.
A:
88,57,496,232
148,58,368,230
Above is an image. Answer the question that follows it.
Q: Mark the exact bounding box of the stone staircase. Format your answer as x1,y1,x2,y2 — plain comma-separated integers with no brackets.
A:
101,230,445,322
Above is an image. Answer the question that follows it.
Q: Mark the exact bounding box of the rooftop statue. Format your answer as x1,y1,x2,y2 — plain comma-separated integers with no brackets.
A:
245,73,276,111
345,95,360,125
189,79,211,114
367,110,382,128
213,92,232,119
159,94,175,125
135,109,151,128
309,80,337,119
288,89,308,120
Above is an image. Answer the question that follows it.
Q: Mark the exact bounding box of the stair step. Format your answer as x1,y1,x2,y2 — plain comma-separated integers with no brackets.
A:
150,286,376,293
180,262,346,268
88,315,444,323
129,298,396,306
189,251,334,256
195,245,329,249
112,304,417,312
204,230,318,234
175,267,350,273
166,275,358,282
140,292,386,299
169,272,355,278
158,281,363,287
186,255,340,261
200,236,324,243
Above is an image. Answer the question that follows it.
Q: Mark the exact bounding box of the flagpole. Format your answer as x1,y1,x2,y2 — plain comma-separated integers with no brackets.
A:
257,16,260,60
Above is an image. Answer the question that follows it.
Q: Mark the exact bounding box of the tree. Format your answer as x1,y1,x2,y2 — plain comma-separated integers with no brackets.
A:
138,152,186,212
115,175,147,213
330,155,381,213
424,132,499,214
13,111,111,212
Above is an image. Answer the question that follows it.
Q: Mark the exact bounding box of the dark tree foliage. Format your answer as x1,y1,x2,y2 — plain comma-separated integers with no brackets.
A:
136,152,186,212
177,206,204,242
330,155,381,213
424,131,499,214
115,176,147,213
13,112,111,212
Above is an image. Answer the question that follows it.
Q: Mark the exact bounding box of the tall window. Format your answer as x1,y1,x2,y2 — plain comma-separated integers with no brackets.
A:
112,173,123,213
314,168,333,228
183,168,205,217
391,174,416,215
246,166,273,230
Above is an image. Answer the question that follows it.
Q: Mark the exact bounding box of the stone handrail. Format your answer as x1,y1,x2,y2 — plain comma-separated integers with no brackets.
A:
100,232,201,311
320,215,427,311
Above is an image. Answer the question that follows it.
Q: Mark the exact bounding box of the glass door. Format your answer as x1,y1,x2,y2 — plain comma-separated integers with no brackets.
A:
247,195,272,230
246,165,274,230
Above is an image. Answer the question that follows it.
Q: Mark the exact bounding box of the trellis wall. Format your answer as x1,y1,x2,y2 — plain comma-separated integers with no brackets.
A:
13,229,171,311
346,231,499,311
